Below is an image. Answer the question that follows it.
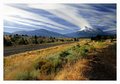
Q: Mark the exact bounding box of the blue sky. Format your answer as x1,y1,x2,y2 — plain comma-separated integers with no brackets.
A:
4,4,116,34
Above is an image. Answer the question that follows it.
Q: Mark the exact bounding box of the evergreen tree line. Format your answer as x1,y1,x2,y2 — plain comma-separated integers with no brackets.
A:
91,35,116,41
4,34,78,46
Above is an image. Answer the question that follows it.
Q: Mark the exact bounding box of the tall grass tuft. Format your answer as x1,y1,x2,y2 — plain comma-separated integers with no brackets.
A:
15,70,39,80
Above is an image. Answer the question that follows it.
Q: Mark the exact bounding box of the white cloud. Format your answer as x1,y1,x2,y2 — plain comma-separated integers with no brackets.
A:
28,3,61,10
28,4,92,30
4,4,72,31
72,4,116,32
5,16,66,30
5,19,39,29
4,26,34,31
4,4,116,34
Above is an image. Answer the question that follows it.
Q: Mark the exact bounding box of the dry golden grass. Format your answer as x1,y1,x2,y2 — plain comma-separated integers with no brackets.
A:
4,42,78,80
54,59,91,80
4,39,116,80
54,41,116,80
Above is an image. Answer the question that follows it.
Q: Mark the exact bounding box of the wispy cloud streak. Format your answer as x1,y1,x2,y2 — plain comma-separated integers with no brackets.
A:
4,4,116,34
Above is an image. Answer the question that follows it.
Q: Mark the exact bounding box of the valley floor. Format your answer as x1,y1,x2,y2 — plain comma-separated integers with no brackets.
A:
4,39,116,80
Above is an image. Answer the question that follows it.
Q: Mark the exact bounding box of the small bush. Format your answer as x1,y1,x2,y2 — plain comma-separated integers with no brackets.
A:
79,45,89,57
72,44,80,50
59,51,70,65
89,45,96,52
70,44,89,59
15,71,30,80
66,54,77,63
33,58,55,75
70,45,80,55
40,61,54,75
30,70,40,80
15,70,39,80
4,37,12,46
80,49,88,57
59,51,70,58
48,55,62,72
33,59,48,70
94,41,106,48
17,71,29,80
52,57,62,70
18,38,28,45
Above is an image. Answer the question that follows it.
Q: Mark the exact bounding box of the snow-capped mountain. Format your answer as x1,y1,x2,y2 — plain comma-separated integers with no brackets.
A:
80,26,103,34
65,26,105,38
5,26,112,38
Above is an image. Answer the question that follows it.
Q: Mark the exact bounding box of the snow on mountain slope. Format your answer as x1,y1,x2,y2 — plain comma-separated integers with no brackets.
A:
80,26,104,34
65,26,104,38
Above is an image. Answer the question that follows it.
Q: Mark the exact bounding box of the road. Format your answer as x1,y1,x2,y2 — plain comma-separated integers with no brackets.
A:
4,42,73,56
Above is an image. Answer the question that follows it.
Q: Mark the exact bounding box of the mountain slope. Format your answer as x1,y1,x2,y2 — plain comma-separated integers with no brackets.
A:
13,29,66,37
4,32,12,35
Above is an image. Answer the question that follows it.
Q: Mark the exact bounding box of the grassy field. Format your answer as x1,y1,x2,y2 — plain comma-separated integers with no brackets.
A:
4,39,116,80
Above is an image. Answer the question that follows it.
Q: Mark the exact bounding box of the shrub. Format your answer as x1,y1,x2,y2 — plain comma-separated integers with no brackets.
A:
4,37,12,46
70,44,89,59
18,38,28,45
59,51,70,65
59,51,70,58
66,54,77,63
33,59,48,70
47,55,62,73
94,41,106,48
89,45,96,52
70,45,81,58
79,45,89,57
52,57,62,72
30,70,40,80
15,71,30,80
15,70,39,80
33,59,55,75
40,61,54,75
